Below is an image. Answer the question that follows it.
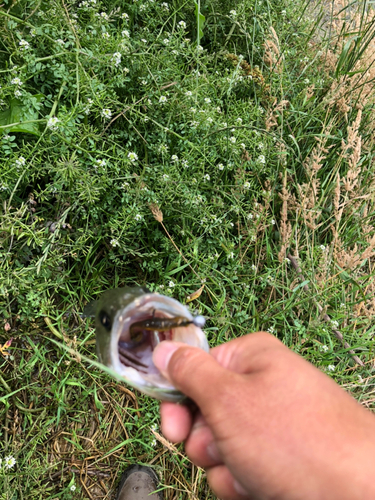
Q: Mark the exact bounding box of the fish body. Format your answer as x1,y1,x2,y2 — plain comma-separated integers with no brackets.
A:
92,287,209,402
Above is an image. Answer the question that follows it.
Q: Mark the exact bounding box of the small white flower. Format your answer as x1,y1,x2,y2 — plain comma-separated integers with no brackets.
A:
190,121,199,128
11,77,23,86
185,91,192,97
258,155,266,164
190,107,197,113
203,174,210,181
47,116,60,130
197,45,204,51
163,174,169,181
163,38,170,45
267,326,275,334
271,219,275,225
95,159,106,167
128,151,138,162
121,13,129,20
247,213,253,219
320,345,329,352
204,97,211,104
244,181,250,189
30,28,36,37
135,214,142,221
112,52,121,66
141,38,147,43
241,143,246,148
122,29,130,38
169,281,175,287
229,136,236,144
101,108,112,119
110,239,119,247
303,78,310,85
281,10,286,16
161,2,169,10
102,32,110,39
56,39,65,46
178,20,187,29
159,96,167,104
236,117,243,124
100,12,109,20
207,117,213,124
258,142,264,149
123,67,130,74
327,365,335,372
251,264,257,271
70,485,76,492
150,438,157,447
14,90,22,97
15,156,26,167
4,456,16,469
229,9,237,17
320,245,326,251
331,320,339,328
218,163,224,170
181,160,189,168
171,155,178,162
19,39,30,51
340,303,345,308
228,251,235,259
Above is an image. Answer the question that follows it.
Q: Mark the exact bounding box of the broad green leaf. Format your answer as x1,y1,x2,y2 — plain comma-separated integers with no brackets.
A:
194,1,205,44
0,94,43,136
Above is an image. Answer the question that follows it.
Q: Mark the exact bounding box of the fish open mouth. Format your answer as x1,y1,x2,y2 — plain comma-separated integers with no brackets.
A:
117,311,174,375
112,294,201,377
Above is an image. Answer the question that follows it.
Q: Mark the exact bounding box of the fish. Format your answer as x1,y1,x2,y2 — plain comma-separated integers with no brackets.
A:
86,287,209,402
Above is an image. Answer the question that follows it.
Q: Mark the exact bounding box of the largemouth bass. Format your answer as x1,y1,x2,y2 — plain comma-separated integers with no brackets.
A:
88,287,209,402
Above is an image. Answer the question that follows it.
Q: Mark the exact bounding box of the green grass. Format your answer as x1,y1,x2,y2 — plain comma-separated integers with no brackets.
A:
1,0,375,497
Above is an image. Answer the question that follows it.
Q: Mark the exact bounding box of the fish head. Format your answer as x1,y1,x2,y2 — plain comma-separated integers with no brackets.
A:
94,287,209,402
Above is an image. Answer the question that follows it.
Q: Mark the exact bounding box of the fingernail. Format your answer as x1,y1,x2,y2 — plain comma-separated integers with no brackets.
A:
206,441,221,463
153,341,180,373
233,479,248,497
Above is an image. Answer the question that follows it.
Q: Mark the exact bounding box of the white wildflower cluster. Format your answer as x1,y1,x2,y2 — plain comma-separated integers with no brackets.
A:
79,0,96,7
207,117,213,124
258,155,266,164
161,2,169,10
320,244,326,251
267,326,275,334
171,155,178,162
84,97,93,115
47,116,60,131
95,159,106,168
185,90,192,97
122,29,130,38
30,28,37,37
169,281,175,288
14,89,22,97
70,485,76,492
1,455,16,470
0,183,8,191
204,174,210,181
102,32,110,39
112,52,121,67
121,13,129,20
19,39,30,51
14,156,26,169
320,345,329,352
56,39,65,46
229,136,236,144
218,163,224,170
110,239,119,247
327,365,335,372
11,77,23,86
134,214,142,221
243,181,250,189
204,97,211,104
128,152,138,162
181,159,188,168
99,12,109,20
162,174,169,181
159,95,167,104
229,10,237,18
101,108,112,119
178,20,186,30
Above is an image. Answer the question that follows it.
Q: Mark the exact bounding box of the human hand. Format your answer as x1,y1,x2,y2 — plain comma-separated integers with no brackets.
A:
153,332,375,500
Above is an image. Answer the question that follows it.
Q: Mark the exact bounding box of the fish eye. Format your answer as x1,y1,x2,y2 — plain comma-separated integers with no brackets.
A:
99,310,111,331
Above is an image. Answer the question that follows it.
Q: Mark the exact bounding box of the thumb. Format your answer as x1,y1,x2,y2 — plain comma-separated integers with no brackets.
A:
153,341,237,412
